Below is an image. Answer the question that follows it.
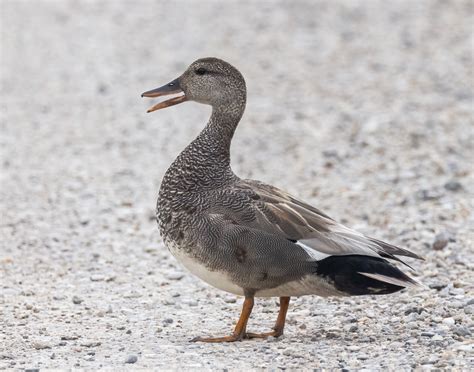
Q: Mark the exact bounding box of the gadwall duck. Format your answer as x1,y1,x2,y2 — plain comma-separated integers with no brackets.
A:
142,58,423,342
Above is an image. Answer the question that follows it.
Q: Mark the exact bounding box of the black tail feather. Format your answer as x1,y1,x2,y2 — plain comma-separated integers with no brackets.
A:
315,255,418,296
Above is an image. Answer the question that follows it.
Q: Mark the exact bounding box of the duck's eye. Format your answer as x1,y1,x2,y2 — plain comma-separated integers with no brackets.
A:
195,67,207,75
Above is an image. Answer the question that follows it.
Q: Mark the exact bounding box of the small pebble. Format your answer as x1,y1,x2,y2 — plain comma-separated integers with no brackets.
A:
421,331,435,337
72,296,83,305
166,272,184,280
183,299,198,306
453,326,471,337
125,355,138,364
61,335,79,341
444,180,462,192
442,317,455,326
80,340,101,348
90,274,105,282
32,341,51,350
432,232,449,250
429,282,448,291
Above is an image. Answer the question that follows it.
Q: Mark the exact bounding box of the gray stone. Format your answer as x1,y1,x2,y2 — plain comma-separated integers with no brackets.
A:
444,180,463,192
432,232,450,250
421,332,435,337
429,282,448,291
125,355,138,364
442,317,455,326
90,274,106,282
72,296,83,305
80,340,101,348
32,341,51,350
453,326,471,337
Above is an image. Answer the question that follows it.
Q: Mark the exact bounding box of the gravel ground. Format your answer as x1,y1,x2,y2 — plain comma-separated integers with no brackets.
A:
1,0,473,370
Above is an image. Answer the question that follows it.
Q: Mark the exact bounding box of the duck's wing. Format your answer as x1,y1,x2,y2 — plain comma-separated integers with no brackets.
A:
209,179,423,266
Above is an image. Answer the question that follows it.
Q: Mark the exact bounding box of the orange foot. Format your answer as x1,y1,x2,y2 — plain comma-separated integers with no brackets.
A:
190,329,284,342
245,329,284,339
190,333,245,343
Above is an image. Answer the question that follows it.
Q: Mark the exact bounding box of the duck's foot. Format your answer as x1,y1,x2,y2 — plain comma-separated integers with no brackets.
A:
189,296,290,343
245,328,284,339
190,328,283,342
191,296,255,343
190,333,245,343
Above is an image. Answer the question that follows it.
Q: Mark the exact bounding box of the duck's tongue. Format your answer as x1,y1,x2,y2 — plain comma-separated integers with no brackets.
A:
141,78,187,112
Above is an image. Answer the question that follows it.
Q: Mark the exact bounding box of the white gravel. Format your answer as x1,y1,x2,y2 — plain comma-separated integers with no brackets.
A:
1,0,473,370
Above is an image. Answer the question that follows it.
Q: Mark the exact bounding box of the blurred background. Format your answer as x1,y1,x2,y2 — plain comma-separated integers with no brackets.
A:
1,0,472,369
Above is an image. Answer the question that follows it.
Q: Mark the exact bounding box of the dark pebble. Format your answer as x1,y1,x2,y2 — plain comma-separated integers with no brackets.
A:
97,83,108,95
432,232,449,250
404,307,424,315
429,282,448,290
444,180,463,192
72,296,83,305
416,189,442,201
322,149,340,159
421,331,435,337
125,355,138,364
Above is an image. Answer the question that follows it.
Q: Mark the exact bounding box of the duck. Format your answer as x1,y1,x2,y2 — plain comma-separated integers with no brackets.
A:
141,57,423,342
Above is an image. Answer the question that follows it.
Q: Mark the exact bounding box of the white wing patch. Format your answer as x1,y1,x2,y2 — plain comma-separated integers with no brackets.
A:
296,241,330,261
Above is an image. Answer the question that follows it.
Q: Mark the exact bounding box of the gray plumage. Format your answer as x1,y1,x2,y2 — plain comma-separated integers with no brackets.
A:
142,57,423,341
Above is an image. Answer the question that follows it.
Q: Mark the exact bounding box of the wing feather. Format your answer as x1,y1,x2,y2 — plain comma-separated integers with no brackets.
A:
207,179,423,264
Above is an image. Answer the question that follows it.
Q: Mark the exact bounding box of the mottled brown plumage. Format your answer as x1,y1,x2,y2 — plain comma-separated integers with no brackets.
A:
142,57,423,342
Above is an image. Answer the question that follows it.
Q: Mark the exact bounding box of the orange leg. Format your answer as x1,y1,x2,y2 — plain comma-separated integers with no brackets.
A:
246,296,290,339
191,296,255,342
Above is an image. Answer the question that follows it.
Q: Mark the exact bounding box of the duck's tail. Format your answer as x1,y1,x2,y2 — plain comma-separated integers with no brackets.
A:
314,254,420,295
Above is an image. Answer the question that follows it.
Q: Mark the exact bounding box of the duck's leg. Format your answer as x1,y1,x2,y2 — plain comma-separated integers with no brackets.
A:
191,296,254,342
246,296,290,339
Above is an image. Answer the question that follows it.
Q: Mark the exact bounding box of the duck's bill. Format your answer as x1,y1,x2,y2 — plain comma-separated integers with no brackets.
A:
141,78,187,113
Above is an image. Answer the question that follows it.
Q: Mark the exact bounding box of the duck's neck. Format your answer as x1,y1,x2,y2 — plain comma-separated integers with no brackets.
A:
200,102,245,156
164,96,246,192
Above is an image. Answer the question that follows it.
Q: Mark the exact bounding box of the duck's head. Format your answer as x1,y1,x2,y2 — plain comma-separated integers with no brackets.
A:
142,57,246,113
